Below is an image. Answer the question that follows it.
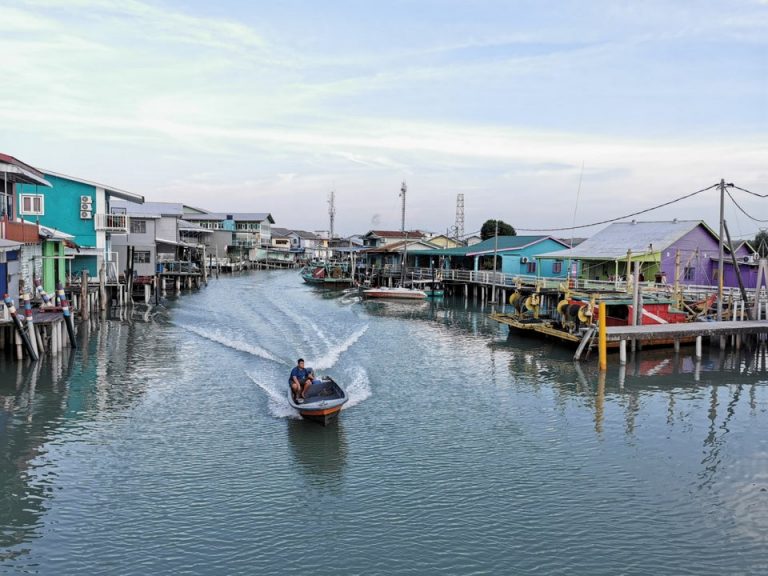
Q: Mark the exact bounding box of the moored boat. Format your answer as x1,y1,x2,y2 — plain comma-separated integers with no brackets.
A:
300,262,354,286
361,286,428,300
287,376,348,425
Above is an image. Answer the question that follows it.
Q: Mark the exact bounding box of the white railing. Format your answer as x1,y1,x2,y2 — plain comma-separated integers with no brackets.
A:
95,213,128,232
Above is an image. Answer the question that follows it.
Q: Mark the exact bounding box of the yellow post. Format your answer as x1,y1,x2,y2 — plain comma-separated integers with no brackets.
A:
598,301,607,371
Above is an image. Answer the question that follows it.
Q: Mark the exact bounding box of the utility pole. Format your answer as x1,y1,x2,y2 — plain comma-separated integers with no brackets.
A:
492,220,499,301
328,189,335,261
399,181,407,233
717,178,725,321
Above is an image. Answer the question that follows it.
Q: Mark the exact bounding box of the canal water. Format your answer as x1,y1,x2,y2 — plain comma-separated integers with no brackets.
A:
1,270,766,575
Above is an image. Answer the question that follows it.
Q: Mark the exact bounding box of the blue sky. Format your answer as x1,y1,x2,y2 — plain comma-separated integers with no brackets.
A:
1,0,766,237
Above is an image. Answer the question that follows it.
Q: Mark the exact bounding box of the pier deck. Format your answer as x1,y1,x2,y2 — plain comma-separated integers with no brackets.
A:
605,320,768,342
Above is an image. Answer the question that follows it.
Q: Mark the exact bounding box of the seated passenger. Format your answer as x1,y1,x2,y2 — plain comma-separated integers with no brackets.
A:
289,358,314,404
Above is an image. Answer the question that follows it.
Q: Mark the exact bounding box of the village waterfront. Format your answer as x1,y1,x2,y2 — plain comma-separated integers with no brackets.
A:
1,270,767,575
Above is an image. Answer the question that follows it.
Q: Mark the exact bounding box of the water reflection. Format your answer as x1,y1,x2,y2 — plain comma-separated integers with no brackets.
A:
286,419,348,492
0,349,75,551
0,317,178,557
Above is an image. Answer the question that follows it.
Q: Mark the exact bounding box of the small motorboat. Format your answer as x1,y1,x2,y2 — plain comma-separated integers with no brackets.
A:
287,376,348,425
362,286,427,300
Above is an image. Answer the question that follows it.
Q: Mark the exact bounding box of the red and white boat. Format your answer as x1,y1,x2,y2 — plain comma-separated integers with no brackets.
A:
362,286,428,300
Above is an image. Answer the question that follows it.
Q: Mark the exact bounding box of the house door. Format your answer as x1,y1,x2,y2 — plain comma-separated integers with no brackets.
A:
0,262,7,296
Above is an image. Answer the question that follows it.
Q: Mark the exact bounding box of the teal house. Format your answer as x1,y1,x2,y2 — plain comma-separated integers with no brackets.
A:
409,235,571,277
17,171,144,280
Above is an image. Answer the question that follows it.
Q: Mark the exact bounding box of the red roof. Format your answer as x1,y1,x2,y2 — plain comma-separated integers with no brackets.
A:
0,153,45,180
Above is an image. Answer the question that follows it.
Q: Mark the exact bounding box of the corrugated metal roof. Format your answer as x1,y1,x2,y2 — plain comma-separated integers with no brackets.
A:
0,238,22,251
183,212,275,223
112,199,185,216
178,220,212,233
536,220,712,260
364,230,426,239
408,235,562,257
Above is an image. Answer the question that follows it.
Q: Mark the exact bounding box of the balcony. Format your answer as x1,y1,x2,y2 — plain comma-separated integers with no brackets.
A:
232,239,255,248
3,219,39,243
95,213,128,233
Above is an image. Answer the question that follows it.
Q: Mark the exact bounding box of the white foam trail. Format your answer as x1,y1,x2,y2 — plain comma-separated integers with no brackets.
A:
178,323,285,364
247,372,301,419
309,324,368,370
267,298,326,356
342,365,372,409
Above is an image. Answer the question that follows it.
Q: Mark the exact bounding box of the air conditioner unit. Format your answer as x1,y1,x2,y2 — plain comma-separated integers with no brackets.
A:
80,202,92,211
520,256,529,264
743,255,751,263
80,210,92,219
80,195,92,204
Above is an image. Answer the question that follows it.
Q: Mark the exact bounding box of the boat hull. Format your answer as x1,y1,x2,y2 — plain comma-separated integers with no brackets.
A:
362,287,427,300
287,376,348,425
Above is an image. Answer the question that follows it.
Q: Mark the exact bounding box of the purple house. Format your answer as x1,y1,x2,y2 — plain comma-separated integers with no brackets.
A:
537,220,759,288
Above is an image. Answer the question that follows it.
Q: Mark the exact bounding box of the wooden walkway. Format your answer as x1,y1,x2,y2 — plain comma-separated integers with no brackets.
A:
605,320,768,342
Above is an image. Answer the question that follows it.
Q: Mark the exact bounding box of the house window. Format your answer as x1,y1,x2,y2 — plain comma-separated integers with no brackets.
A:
552,261,562,274
20,194,44,215
684,266,695,281
135,251,151,263
526,261,537,274
130,219,146,234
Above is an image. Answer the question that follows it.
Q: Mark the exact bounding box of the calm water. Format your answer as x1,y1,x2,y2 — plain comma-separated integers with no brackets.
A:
1,270,767,575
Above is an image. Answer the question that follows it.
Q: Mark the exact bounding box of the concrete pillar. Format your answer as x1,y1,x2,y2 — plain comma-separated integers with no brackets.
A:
695,335,703,359
674,338,680,353
619,339,627,365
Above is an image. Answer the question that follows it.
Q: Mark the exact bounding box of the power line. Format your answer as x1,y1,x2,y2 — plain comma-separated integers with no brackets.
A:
726,189,768,223
732,184,768,198
516,182,721,232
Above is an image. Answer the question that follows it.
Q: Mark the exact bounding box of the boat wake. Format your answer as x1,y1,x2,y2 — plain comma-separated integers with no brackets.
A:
247,372,301,420
309,324,369,370
177,323,285,364
342,365,372,409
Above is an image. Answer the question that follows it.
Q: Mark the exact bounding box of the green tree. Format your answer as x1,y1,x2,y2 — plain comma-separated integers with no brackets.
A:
480,219,516,240
753,230,768,257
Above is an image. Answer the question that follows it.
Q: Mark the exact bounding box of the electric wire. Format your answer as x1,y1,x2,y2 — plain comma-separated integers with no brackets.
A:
515,182,721,232
726,189,768,223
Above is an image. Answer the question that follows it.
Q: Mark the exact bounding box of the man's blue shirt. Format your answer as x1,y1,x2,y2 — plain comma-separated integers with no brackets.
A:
289,366,311,384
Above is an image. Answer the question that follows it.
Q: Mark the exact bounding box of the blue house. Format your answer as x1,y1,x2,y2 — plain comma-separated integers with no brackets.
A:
17,171,144,280
409,235,570,277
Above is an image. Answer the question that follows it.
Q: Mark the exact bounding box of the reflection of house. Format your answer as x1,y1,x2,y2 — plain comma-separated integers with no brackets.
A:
17,171,144,281
536,220,755,287
1,153,51,299
409,235,570,276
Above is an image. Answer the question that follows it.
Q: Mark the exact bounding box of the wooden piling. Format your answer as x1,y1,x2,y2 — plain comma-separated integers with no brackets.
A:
598,302,607,371
81,270,89,321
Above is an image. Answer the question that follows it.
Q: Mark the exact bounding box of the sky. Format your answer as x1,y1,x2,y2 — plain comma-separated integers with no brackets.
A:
1,0,766,238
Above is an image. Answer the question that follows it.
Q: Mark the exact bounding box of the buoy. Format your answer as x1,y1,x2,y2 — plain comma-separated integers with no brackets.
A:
509,291,521,306
557,299,570,315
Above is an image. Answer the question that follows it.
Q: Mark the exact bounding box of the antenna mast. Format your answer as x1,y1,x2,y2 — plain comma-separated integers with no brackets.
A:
455,193,464,241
